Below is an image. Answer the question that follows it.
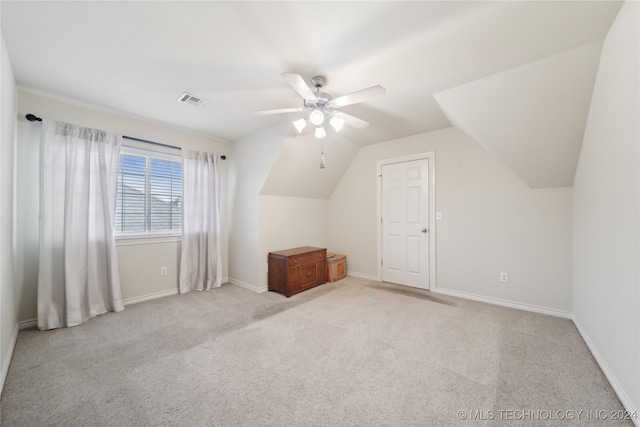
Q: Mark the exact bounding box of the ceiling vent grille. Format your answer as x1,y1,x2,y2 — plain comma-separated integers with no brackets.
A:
177,92,207,108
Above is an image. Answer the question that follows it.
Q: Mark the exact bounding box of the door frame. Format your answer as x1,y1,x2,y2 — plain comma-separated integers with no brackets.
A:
376,152,436,289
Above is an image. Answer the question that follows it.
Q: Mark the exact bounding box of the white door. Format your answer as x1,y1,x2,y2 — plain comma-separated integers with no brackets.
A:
381,158,430,289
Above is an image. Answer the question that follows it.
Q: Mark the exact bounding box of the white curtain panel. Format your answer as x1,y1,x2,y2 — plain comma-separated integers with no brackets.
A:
38,120,124,330
179,149,222,293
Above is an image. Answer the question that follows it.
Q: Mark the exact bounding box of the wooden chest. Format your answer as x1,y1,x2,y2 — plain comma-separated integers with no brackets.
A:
268,246,327,297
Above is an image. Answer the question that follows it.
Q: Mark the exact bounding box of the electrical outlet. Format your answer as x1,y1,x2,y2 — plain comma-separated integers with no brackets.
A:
500,272,509,283
160,266,167,276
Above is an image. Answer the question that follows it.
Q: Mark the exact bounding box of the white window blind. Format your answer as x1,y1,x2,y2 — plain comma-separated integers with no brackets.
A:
115,146,182,236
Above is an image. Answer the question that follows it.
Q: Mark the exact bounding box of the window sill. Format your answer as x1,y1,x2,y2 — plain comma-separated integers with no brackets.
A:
115,233,182,246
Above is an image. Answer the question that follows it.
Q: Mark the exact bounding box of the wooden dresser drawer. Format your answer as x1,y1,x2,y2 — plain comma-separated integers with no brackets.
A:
268,246,327,297
288,251,325,267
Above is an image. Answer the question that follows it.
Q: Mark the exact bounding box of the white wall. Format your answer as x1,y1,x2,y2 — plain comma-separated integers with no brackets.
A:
573,0,639,415
15,91,230,321
329,127,573,314
228,124,333,291
227,123,287,290
14,120,38,323
1,32,18,395
258,195,329,289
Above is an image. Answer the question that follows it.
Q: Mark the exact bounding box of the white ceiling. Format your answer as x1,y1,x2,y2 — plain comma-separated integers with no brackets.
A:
1,1,623,188
435,41,604,188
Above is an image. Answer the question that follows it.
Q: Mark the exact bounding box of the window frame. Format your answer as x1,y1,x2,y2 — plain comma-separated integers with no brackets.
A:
115,145,183,240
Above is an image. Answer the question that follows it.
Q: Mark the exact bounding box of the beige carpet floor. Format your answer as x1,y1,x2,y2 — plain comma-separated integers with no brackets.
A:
0,277,632,426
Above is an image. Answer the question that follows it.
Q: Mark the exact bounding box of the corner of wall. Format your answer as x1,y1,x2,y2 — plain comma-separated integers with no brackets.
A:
1,31,19,397
572,0,640,418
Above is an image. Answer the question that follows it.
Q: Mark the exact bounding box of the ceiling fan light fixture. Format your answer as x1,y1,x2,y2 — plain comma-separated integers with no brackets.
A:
314,127,326,139
309,109,325,126
330,117,345,132
293,118,307,133
253,72,384,140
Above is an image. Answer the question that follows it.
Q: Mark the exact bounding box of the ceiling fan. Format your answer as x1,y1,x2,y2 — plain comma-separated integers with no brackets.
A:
253,73,386,138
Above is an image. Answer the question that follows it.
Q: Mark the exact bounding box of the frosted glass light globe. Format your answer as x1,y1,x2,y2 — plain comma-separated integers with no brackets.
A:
314,127,326,139
309,109,325,126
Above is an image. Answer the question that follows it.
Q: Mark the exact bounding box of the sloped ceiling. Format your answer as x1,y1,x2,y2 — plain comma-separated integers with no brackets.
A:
1,1,624,195
1,1,622,146
261,130,361,199
434,42,603,188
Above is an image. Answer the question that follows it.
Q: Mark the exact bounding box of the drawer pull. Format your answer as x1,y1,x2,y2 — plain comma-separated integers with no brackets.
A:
294,260,298,264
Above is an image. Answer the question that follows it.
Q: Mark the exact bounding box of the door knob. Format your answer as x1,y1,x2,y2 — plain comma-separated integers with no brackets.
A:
422,228,428,233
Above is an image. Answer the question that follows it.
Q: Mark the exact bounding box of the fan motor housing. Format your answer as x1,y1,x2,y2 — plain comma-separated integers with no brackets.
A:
305,91,333,109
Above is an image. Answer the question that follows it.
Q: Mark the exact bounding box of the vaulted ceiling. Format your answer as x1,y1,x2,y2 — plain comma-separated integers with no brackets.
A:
1,1,623,189
435,41,603,188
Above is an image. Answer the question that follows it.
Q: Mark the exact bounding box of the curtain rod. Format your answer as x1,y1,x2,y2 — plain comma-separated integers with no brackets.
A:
25,114,227,160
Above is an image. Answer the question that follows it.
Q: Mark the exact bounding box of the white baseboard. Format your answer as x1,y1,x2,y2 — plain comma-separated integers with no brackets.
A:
123,276,229,305
228,278,267,293
572,317,639,426
18,318,37,330
123,288,178,306
346,271,378,281
432,286,573,319
1,324,19,398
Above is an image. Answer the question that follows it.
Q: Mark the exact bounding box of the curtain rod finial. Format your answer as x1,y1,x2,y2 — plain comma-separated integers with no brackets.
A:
26,114,42,122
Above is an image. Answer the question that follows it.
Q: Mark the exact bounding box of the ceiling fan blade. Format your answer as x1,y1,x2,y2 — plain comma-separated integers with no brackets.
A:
334,111,369,129
332,85,386,108
252,107,304,116
282,72,317,102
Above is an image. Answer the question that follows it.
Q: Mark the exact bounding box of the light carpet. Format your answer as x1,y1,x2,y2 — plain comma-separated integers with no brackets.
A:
0,277,632,426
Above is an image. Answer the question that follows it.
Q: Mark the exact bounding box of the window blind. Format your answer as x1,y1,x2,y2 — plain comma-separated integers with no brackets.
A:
115,147,182,235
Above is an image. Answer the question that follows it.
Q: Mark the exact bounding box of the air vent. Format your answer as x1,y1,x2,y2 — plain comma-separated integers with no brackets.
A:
177,92,207,108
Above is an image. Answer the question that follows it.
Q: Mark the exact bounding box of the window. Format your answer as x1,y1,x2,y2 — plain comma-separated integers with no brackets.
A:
115,146,182,236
